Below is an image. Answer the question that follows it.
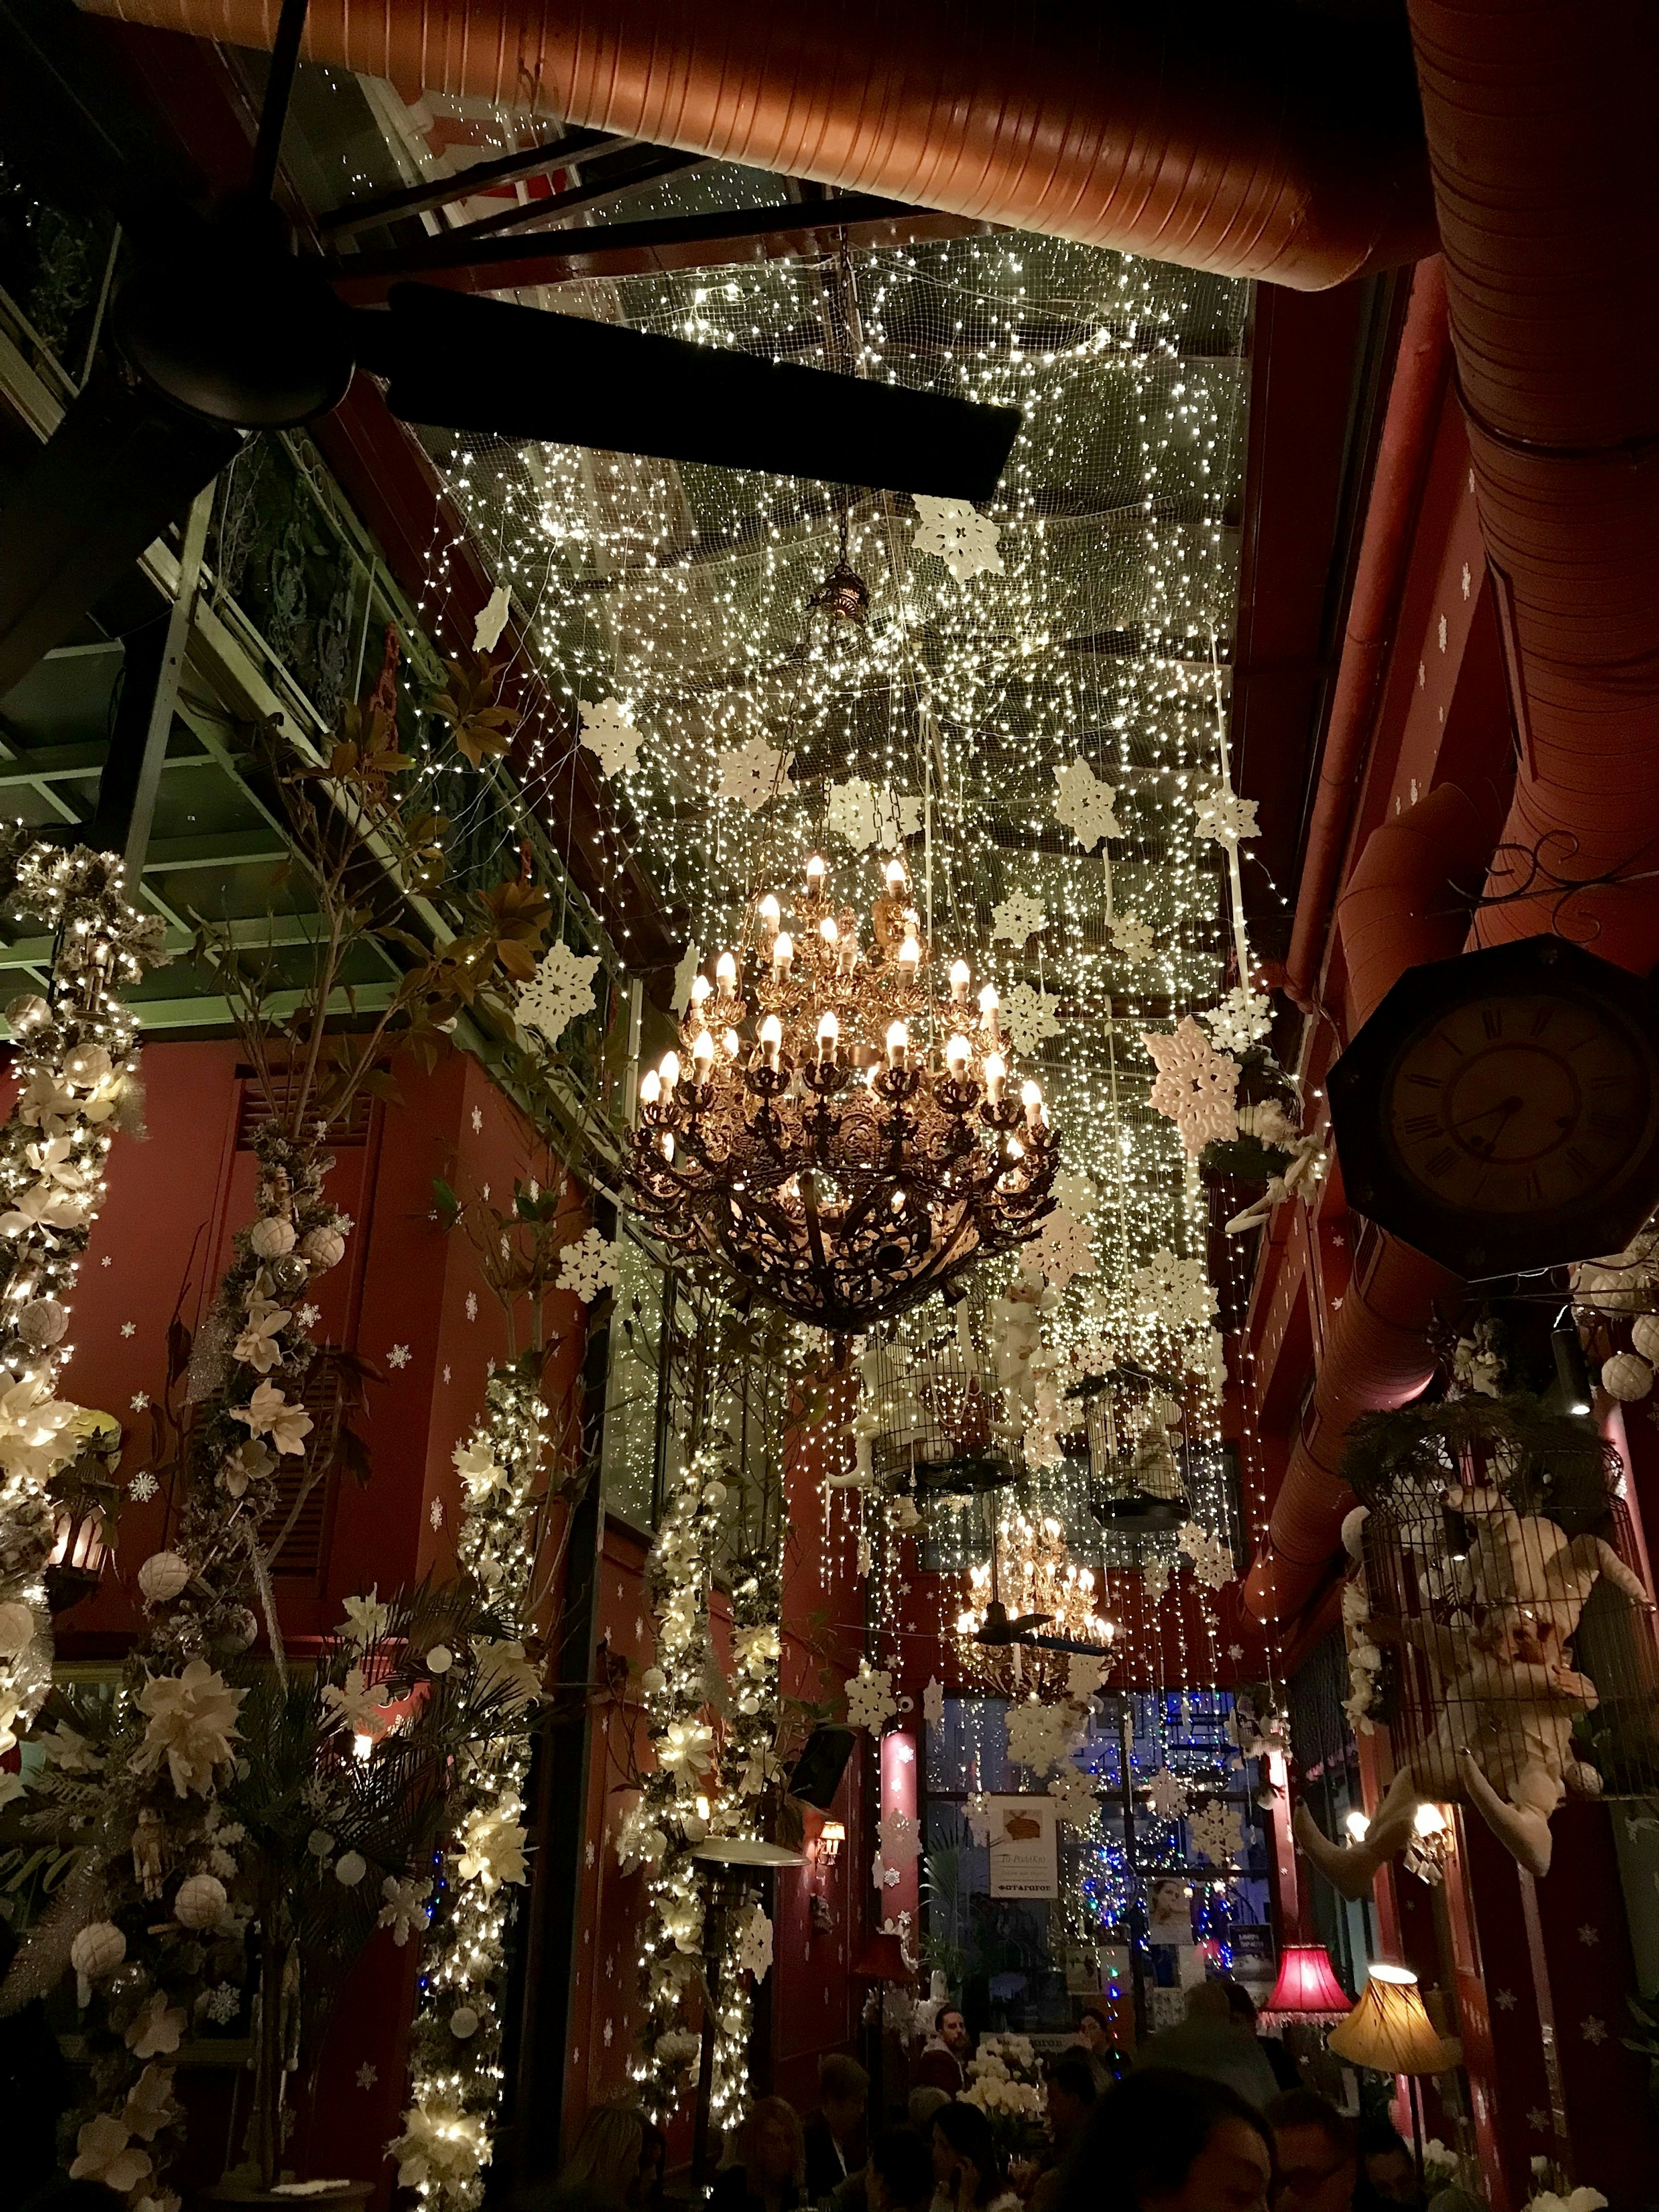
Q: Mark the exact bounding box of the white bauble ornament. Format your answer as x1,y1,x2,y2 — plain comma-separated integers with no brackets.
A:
64,1042,111,1087
5,992,51,1032
297,1225,346,1271
426,1645,453,1675
17,1297,68,1349
1631,1314,1659,1365
449,2005,480,2039
1601,1351,1653,1402
0,1599,35,1655
70,1919,126,2005
137,1551,191,1603
1340,1506,1370,1561
174,1873,229,1929
334,1850,367,1887
249,1217,296,1259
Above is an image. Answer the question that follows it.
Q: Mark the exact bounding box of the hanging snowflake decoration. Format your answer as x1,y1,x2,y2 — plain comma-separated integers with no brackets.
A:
992,892,1048,946
1193,784,1261,846
1142,1017,1239,1154
1187,1798,1244,1866
517,941,600,1046
1052,759,1122,850
1000,982,1061,1056
1146,1768,1189,1821
670,941,702,1017
1049,1765,1099,1827
922,1678,945,1726
877,1811,922,1867
1143,1552,1173,1603
1052,1167,1095,1222
1177,1519,1235,1592
734,1903,775,1982
578,698,643,779
472,581,512,653
556,1227,621,1303
1034,1209,1096,1287
911,494,1004,580
1129,1250,1219,1336
1201,986,1274,1054
844,1659,897,1732
1004,1698,1083,1775
717,735,793,812
1109,914,1157,966
825,779,923,852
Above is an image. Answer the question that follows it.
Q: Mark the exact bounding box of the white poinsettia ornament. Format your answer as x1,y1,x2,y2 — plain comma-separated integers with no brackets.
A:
132,1659,245,1798
516,940,601,1046
911,494,1004,579
578,697,643,778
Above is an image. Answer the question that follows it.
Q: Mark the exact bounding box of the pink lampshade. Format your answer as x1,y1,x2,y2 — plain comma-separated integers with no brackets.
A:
851,1932,913,1982
1259,1944,1351,2027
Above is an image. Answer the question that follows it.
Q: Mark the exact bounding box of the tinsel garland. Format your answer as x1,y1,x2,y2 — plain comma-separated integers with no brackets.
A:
392,1363,547,2211
0,841,166,1761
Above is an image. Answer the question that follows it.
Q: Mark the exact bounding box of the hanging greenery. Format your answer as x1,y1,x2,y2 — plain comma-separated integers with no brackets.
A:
1341,1392,1620,1523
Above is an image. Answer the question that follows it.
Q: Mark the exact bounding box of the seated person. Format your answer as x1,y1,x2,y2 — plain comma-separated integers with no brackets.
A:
1068,2005,1118,2091
1135,1980,1280,2111
710,2098,807,2212
913,2005,973,2094
1268,2090,1362,2212
930,2098,1017,2212
868,2128,937,2212
1030,2055,1099,2212
805,2054,871,2199
1357,2118,1421,2208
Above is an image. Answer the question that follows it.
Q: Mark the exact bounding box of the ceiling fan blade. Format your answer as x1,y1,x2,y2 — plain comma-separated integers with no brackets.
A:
0,372,238,700
353,285,1021,501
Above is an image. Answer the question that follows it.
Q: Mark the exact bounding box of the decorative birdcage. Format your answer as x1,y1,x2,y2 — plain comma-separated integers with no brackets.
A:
1056,1364,1192,1594
862,1288,1023,1502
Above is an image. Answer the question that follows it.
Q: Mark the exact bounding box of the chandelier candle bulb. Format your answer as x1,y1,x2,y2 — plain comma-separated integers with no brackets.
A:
692,1029,717,1076
640,1069,661,1106
722,1028,741,1061
946,1033,973,1074
760,1015,783,1069
887,1022,909,1068
1021,1079,1044,1128
690,974,712,1011
984,1052,1007,1103
950,960,972,1004
817,1013,839,1064
759,894,781,934
660,1051,681,1094
897,933,922,977
772,933,794,981
806,855,826,893
885,858,907,892
979,984,1001,1040
819,916,839,947
716,952,738,989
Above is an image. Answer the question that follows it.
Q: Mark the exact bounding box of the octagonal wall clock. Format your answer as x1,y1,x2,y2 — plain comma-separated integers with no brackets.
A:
1326,936,1659,1279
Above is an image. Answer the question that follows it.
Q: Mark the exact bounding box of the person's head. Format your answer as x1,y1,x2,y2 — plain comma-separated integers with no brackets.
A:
908,2086,952,2136
938,2007,970,2055
1356,2119,1417,2206
1184,1980,1233,2026
559,2105,650,2206
932,2099,1003,2207
1075,2005,1113,2056
739,2098,806,2190
1045,2056,1099,2145
1052,2070,1273,2212
1267,2093,1357,2212
868,2127,936,2212
819,2053,870,2143
1224,1981,1260,2034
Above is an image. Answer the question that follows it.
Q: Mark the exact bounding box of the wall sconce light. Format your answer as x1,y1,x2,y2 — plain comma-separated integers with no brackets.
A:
817,1820,846,1862
1404,1801,1453,1886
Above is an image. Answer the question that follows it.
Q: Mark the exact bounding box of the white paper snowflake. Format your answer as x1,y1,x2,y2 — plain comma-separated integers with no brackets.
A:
1052,1168,1095,1222
429,1497,444,1530
517,941,601,1047
1177,1519,1235,1591
1049,1765,1099,1827
1110,914,1157,965
911,494,1004,580
1129,1250,1219,1336
1000,982,1061,1056
128,1468,159,1502
1142,1017,1239,1155
825,777,923,852
844,1659,898,1731
1005,1698,1083,1775
671,942,702,1017
473,581,511,653
1067,1653,1107,1701
1201,986,1274,1054
992,892,1048,945
718,734,793,811
1035,1209,1096,1287
1146,1768,1189,1820
1053,759,1122,850
1142,1551,1173,1603
557,1227,621,1303
386,1344,411,1370
1193,784,1261,846
202,1981,242,2024
1187,1798,1244,1866
922,1678,945,1726
578,698,643,779
877,1811,922,1866
735,1902,775,1981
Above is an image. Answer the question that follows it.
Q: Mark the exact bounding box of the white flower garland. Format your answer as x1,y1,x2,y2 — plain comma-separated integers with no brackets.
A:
0,842,165,1759
394,1367,546,2211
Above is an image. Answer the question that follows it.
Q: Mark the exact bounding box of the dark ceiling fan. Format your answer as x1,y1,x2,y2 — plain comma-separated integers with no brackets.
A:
0,0,1021,700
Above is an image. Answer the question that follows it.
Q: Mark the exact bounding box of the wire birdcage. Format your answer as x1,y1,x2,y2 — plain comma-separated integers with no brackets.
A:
1058,1364,1193,1587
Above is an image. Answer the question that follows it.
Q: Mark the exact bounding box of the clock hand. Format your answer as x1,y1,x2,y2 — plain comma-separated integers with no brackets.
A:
1449,1094,1522,1135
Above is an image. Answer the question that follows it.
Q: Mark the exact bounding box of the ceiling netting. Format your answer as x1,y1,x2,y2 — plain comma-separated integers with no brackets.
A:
421,229,1252,1419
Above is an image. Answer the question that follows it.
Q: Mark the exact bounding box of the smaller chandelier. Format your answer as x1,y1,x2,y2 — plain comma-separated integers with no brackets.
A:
626,853,1057,1331
955,1510,1112,1696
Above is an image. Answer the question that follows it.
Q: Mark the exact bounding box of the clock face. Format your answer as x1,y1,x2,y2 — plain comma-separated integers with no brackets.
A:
1382,991,1654,1217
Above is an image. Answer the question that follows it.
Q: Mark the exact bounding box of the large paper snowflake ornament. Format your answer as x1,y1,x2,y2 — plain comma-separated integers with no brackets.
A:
844,1659,897,1731
718,735,793,811
1187,1799,1244,1866
1053,760,1122,850
671,942,702,1017
1193,784,1260,846
556,1227,621,1303
922,1678,945,1726
1177,1519,1235,1591
1130,1250,1219,1335
1005,1698,1083,1774
992,892,1048,945
1110,914,1157,965
1049,1765,1099,1827
518,941,600,1046
578,698,642,779
1202,986,1274,1053
825,778,923,852
1035,1209,1096,1287
1146,1768,1189,1821
1001,982,1061,1056
912,495,1004,580
734,1902,775,1981
1142,1017,1239,1154
1052,1167,1095,1222
877,1811,922,1866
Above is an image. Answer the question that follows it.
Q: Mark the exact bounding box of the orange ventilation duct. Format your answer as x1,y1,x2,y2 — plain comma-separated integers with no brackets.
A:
77,0,1435,289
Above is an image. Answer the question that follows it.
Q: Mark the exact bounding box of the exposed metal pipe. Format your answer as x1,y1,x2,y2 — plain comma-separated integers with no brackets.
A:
79,0,1437,290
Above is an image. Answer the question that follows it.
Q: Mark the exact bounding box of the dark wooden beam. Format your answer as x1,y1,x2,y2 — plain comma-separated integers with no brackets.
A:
329,193,1000,303
410,149,710,248
318,127,643,237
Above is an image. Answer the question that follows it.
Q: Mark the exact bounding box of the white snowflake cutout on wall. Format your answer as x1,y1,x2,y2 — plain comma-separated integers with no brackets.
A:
517,941,601,1046
911,495,1004,580
1000,982,1061,1056
992,892,1048,945
1193,784,1261,846
1053,759,1122,850
557,1227,622,1303
718,735,794,811
578,698,643,778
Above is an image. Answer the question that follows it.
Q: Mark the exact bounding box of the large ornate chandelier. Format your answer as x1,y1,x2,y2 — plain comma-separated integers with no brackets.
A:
955,1510,1114,1697
626,853,1058,1331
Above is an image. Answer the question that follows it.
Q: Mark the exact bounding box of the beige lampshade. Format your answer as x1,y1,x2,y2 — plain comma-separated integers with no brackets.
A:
1327,1964,1461,2075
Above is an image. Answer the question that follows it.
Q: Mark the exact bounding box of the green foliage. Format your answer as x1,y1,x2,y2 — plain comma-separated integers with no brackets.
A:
1341,1389,1619,1526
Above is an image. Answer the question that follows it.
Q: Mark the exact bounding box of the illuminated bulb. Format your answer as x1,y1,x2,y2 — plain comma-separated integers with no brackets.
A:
806,853,827,892
772,931,794,978
886,1021,909,1067
758,893,781,932
716,950,737,989
885,857,907,891
819,915,839,946
760,1014,782,1067
722,1028,741,1060
353,1733,374,1761
639,1069,661,1106
1413,1802,1447,1837
983,1051,1006,1102
691,1029,716,1074
978,982,1001,1039
949,959,971,1003
945,1033,972,1074
1344,1809,1371,1843
690,974,713,1009
1021,1078,1043,1126
897,932,922,975
817,1011,839,1062
659,1051,681,1092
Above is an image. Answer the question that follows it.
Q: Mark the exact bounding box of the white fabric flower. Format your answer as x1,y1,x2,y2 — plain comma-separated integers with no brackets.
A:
132,1660,245,1797
70,2114,154,2194
391,2104,492,2192
456,1805,528,1891
454,1440,507,1501
230,1379,313,1456
232,1303,290,1373
339,1587,392,1646
125,1989,188,2058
